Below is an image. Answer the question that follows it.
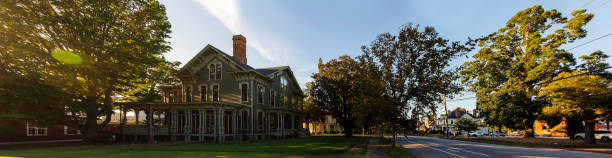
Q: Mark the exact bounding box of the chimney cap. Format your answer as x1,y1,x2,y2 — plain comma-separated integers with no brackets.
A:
232,34,246,40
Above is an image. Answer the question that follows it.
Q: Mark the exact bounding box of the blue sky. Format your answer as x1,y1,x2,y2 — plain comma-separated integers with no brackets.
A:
158,0,612,113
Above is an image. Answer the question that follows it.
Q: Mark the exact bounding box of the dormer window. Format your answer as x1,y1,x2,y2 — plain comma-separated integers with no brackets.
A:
240,83,249,102
209,63,222,80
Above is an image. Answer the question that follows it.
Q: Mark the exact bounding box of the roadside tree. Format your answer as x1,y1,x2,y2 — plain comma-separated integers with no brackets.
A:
461,5,593,137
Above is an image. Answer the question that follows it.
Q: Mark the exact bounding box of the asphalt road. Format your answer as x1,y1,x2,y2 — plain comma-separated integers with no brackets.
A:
395,135,611,158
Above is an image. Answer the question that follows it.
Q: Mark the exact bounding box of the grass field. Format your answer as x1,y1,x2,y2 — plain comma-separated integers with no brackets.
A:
0,136,369,158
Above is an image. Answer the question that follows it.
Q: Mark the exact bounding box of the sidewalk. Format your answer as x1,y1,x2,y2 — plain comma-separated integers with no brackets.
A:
366,138,390,158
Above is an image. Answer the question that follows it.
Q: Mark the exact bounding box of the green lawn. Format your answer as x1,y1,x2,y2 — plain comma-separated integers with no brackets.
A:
0,136,369,158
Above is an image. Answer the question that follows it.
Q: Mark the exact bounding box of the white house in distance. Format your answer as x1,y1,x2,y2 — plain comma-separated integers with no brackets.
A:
431,108,488,135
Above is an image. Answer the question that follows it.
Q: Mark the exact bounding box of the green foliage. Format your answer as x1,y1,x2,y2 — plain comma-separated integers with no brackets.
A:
362,23,473,127
456,118,478,134
310,55,390,136
303,82,323,123
0,0,172,140
461,5,593,137
539,71,611,144
117,60,181,102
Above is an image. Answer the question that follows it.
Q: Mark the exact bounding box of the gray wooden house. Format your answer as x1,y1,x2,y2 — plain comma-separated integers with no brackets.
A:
114,35,308,142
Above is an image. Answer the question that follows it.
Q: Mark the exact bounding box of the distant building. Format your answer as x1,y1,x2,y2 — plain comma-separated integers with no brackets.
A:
431,108,488,135
307,115,343,134
0,121,83,142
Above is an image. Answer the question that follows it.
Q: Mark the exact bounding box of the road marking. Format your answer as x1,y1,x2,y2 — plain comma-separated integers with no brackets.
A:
404,140,467,158
409,136,490,157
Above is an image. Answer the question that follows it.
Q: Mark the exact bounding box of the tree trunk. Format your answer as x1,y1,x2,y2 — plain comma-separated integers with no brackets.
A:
522,118,535,138
585,120,596,144
392,125,396,147
84,111,99,142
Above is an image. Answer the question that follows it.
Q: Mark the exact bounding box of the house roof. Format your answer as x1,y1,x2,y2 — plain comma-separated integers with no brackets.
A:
446,110,476,119
178,45,302,93
208,45,255,70
255,66,288,75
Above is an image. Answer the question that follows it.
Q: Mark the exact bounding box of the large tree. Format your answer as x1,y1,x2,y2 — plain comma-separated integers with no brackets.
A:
0,0,172,141
310,55,388,136
539,71,611,144
461,5,593,137
361,23,472,142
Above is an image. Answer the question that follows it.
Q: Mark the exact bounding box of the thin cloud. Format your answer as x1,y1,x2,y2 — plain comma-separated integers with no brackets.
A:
195,0,294,65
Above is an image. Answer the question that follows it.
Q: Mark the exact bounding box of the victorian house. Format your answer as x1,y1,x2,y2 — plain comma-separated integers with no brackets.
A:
114,35,308,142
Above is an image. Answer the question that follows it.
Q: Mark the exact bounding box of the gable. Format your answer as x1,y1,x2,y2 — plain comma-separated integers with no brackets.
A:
179,45,253,76
279,67,303,96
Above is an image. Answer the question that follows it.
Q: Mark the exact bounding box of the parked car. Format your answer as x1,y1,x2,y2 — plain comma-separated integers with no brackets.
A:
491,132,507,136
574,131,611,142
469,132,484,137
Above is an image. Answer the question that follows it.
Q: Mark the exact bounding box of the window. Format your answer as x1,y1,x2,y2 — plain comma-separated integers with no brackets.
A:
200,85,207,102
216,64,221,80
169,92,175,103
241,111,248,129
64,126,81,135
173,91,178,102
212,85,219,102
280,76,287,107
185,86,192,102
209,64,216,80
241,83,249,102
26,122,47,136
270,90,276,107
209,63,222,80
257,85,264,104
284,114,292,129
224,111,233,133
191,110,200,134
291,97,295,107
270,113,277,130
257,111,264,129
206,110,215,134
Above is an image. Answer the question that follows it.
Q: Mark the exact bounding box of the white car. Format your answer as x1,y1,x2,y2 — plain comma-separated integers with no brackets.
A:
469,131,484,137
574,131,611,142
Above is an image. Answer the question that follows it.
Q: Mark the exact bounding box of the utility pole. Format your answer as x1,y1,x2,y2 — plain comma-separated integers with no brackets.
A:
444,94,449,138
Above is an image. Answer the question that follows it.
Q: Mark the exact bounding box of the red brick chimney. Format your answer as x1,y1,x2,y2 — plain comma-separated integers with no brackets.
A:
232,35,247,65
473,109,477,117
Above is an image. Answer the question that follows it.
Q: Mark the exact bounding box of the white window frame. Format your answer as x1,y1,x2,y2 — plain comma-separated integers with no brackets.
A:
270,90,276,107
200,84,208,102
26,121,47,136
239,82,249,103
184,85,192,102
212,84,220,102
257,111,264,130
209,64,216,80
240,110,249,130
257,85,265,104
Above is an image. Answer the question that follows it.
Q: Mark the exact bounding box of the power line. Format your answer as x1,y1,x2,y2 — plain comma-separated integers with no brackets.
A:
448,96,476,102
450,66,611,102
568,32,612,51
